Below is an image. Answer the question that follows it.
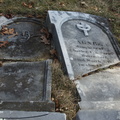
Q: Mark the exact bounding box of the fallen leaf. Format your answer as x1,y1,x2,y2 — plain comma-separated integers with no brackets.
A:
40,28,49,38
0,61,2,67
0,41,9,48
22,2,28,7
8,32,18,39
5,13,13,19
22,2,34,8
59,2,65,7
1,26,15,35
50,49,57,55
41,35,50,45
80,1,88,7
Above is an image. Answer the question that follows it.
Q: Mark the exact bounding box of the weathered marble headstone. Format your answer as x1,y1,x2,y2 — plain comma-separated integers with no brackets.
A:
0,110,66,120
0,17,50,61
47,10,120,79
0,60,54,111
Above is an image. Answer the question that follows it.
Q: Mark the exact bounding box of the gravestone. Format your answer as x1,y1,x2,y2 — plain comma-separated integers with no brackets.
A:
47,10,120,79
0,110,66,120
75,66,120,102
0,60,54,111
74,109,120,120
0,17,50,61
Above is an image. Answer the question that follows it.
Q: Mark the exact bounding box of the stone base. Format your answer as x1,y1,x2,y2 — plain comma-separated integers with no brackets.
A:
0,110,66,120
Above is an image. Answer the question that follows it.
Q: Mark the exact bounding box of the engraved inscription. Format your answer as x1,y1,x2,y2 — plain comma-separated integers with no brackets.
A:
73,40,114,70
62,20,119,76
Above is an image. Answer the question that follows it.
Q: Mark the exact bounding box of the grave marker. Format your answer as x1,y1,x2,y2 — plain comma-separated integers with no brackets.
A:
47,11,120,79
0,110,66,120
0,17,50,61
0,60,54,111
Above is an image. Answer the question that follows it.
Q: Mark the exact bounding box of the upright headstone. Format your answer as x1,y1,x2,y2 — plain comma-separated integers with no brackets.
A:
0,17,50,61
47,10,120,79
0,60,54,111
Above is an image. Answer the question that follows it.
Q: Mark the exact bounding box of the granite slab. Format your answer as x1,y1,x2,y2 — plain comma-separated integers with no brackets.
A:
74,110,120,120
0,110,66,120
75,66,120,101
0,60,54,111
0,17,50,61
79,101,120,110
47,10,120,79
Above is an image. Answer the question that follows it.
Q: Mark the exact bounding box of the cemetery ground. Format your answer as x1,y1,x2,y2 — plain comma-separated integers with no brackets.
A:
0,0,120,120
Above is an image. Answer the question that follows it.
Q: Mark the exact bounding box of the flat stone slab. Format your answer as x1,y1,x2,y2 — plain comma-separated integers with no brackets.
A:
74,110,120,120
0,60,54,111
0,110,66,120
75,66,120,101
79,101,120,110
47,10,120,79
0,17,50,61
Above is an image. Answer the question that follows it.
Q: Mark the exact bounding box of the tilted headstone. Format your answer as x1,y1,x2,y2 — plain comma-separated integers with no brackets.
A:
47,10,120,79
0,60,54,111
0,110,66,120
0,17,50,61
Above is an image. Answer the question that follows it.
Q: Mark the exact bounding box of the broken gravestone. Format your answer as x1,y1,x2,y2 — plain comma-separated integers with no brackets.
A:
0,60,54,111
47,10,120,79
0,17,50,61
75,66,120,110
0,110,66,120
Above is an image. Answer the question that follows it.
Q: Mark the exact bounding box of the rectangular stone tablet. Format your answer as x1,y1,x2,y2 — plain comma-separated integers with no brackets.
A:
0,60,54,111
0,110,66,120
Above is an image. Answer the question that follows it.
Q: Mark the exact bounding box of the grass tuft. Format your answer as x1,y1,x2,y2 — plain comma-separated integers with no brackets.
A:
52,61,79,120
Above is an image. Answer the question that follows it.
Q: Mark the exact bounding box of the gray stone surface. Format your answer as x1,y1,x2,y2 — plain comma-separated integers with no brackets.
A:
75,110,120,120
75,66,120,101
0,16,8,29
47,10,120,79
0,60,54,111
0,17,50,61
0,110,66,120
79,101,120,110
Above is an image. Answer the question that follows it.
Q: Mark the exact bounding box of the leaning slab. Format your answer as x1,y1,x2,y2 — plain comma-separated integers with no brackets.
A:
47,10,120,79
75,66,120,102
0,17,50,61
0,110,66,120
0,60,54,111
74,110,120,120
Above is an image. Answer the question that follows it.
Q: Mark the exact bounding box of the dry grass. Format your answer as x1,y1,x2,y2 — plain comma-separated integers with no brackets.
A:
0,0,119,43
52,60,79,120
